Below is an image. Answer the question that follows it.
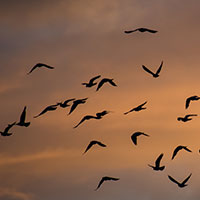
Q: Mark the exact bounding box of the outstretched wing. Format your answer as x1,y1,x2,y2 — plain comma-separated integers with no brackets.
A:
171,146,181,160
19,106,27,123
27,65,38,74
183,146,192,153
185,114,197,118
68,101,78,115
96,79,107,91
108,79,117,87
168,175,180,185
89,75,101,84
131,133,137,145
145,28,158,33
155,153,164,167
124,29,137,34
95,177,106,191
156,61,163,75
142,65,155,76
182,173,192,185
34,105,57,118
138,101,147,108
41,63,54,69
185,97,191,109
4,122,16,133
73,115,95,129
83,141,96,154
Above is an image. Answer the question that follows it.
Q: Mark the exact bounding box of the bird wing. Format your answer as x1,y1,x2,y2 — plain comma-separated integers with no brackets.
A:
142,65,155,76
34,105,57,118
83,141,96,154
4,122,16,133
95,177,106,191
41,63,54,69
27,65,38,74
96,79,107,91
185,114,197,118
89,75,101,84
131,133,137,145
168,175,180,185
182,173,192,185
108,79,117,87
156,61,163,75
63,98,76,105
183,146,192,153
145,28,158,33
155,153,163,167
138,101,147,108
73,115,95,129
124,29,137,34
172,146,182,160
68,101,78,115
19,106,26,123
96,110,109,118
96,141,106,147
185,97,191,109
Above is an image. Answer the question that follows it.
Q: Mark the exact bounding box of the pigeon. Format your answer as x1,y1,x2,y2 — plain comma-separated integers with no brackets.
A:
168,174,192,188
124,101,147,115
96,78,117,91
185,95,200,109
27,63,54,74
177,114,197,122
148,153,165,171
0,122,16,136
16,106,31,127
57,98,75,108
83,140,106,154
95,176,119,191
82,75,101,87
68,98,88,115
171,145,192,160
131,132,149,145
142,61,163,78
34,104,59,118
124,28,157,34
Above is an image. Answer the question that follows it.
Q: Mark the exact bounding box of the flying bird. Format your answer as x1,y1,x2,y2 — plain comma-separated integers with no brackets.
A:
95,176,119,191
148,153,165,171
34,104,59,118
185,95,200,109
0,122,16,136
83,140,106,154
177,114,197,122
142,61,163,78
27,63,54,74
96,78,117,91
124,28,158,34
57,98,75,108
82,75,101,87
171,145,192,160
68,98,88,115
124,101,147,115
131,131,149,145
168,174,192,188
73,110,109,128
16,106,31,127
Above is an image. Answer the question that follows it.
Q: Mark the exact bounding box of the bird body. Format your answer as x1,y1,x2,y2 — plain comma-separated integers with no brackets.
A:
82,75,101,87
131,131,149,145
142,61,163,78
68,98,88,115
0,122,16,136
171,145,192,160
148,153,165,171
83,140,106,154
27,63,54,74
124,101,147,115
57,98,75,108
124,28,157,34
96,78,117,91
16,106,30,127
177,114,197,122
185,95,200,109
95,176,119,191
168,174,192,188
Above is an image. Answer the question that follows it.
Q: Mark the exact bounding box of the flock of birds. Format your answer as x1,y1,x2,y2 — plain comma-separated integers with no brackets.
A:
1,27,200,192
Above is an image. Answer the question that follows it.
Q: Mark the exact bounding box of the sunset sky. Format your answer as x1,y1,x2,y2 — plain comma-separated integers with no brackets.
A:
1,0,200,199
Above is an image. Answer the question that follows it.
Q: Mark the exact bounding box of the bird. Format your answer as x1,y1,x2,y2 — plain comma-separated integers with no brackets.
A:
168,174,192,188
0,122,16,136
27,63,54,74
124,28,158,34
96,78,117,91
131,131,149,145
95,176,119,191
177,114,197,122
83,140,106,154
124,101,147,115
34,104,59,118
185,95,200,109
57,98,75,108
148,153,165,171
68,98,88,115
171,145,192,160
73,110,109,128
142,61,163,78
16,106,31,127
82,75,101,87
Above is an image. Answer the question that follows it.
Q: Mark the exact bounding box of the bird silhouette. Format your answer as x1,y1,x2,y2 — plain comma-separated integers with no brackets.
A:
73,110,109,128
124,101,147,115
34,104,59,118
177,114,197,122
57,98,75,108
168,174,192,188
185,95,200,109
82,75,101,87
96,78,117,91
16,106,31,127
95,176,119,191
171,145,192,160
142,61,163,78
124,28,157,34
27,63,54,74
83,140,106,154
131,131,149,145
148,153,165,171
68,98,88,115
0,122,16,136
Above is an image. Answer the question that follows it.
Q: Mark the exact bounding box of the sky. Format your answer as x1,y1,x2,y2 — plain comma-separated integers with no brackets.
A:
0,0,200,199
